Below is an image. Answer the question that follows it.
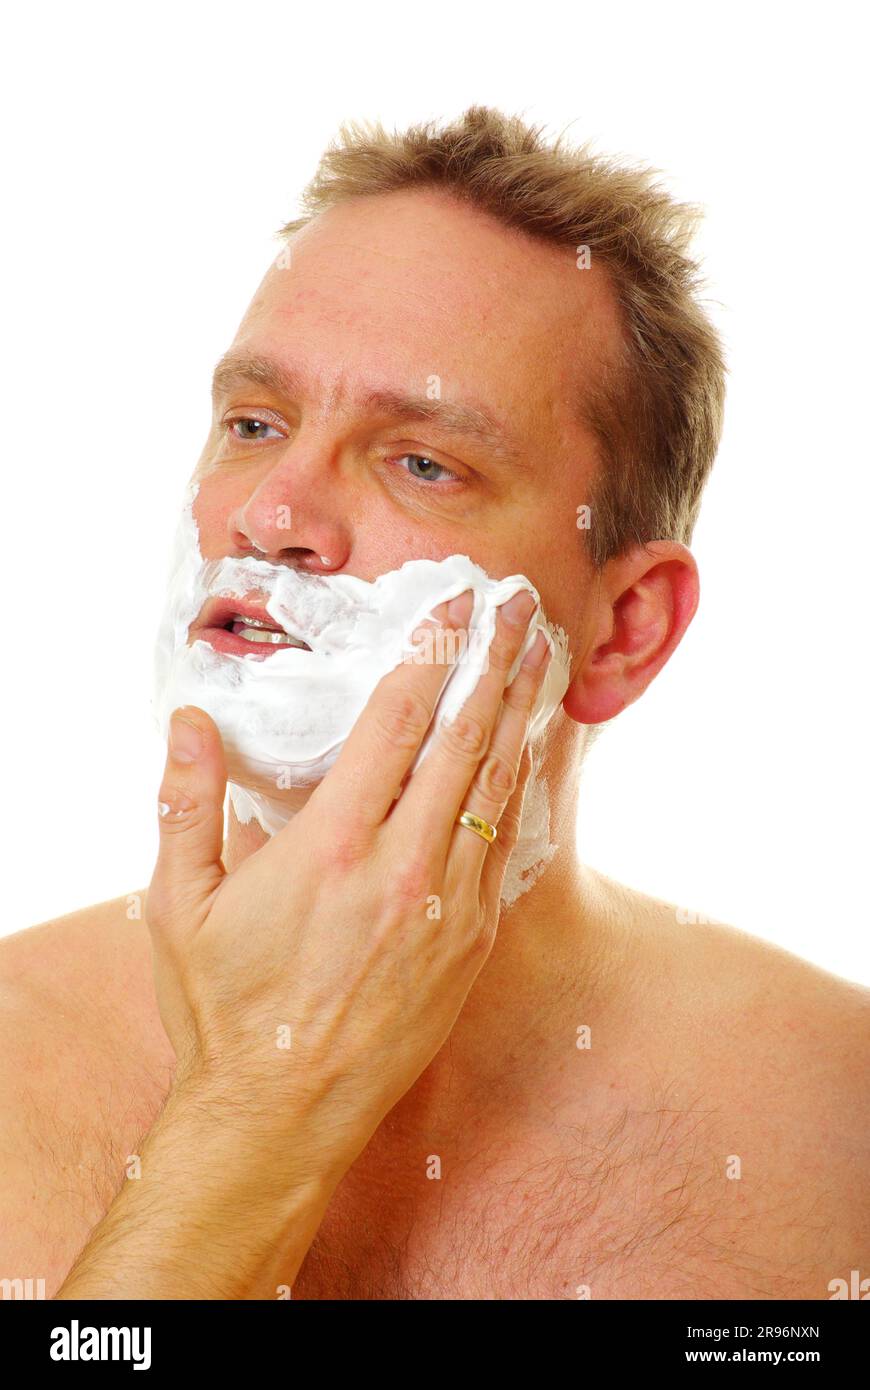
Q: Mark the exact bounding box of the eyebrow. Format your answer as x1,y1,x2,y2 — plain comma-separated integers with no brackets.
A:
210,351,528,469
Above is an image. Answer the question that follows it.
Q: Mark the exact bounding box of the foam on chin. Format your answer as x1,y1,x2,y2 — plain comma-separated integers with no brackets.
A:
152,483,572,869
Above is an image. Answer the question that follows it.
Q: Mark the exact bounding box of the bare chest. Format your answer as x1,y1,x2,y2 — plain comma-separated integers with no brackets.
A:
290,1108,827,1300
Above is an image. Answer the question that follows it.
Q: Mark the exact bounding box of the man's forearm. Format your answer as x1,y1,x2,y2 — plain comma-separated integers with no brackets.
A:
54,1075,337,1300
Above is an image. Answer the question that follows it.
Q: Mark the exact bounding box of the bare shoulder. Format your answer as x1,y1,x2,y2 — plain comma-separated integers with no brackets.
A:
592,865,870,1050
580,869,869,1297
0,896,175,1299
2,891,152,993
0,891,175,1089
612,869,869,1138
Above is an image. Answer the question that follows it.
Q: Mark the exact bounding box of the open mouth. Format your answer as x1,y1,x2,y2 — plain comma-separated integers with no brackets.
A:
193,597,313,658
225,614,310,648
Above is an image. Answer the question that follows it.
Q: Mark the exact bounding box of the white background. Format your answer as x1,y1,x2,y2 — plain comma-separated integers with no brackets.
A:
2,1,867,983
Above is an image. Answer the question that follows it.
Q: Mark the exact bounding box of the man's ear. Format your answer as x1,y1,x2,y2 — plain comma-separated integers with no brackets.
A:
563,540,700,724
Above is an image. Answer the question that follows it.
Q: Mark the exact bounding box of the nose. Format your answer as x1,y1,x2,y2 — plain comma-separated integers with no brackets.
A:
227,463,352,574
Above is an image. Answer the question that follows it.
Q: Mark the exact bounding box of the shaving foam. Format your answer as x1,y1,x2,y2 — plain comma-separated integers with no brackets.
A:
500,751,558,907
152,484,571,872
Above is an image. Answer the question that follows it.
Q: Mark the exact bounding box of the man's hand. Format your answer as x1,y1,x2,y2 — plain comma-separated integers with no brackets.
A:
54,587,551,1299
146,589,551,1190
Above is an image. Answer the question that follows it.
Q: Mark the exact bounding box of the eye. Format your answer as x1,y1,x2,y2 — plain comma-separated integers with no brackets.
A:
225,416,283,442
394,453,457,483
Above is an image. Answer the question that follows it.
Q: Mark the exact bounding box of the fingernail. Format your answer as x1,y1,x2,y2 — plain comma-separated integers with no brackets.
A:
502,590,536,626
522,629,550,669
169,712,203,763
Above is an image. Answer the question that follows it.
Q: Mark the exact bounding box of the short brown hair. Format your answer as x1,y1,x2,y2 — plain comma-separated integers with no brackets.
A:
278,105,726,571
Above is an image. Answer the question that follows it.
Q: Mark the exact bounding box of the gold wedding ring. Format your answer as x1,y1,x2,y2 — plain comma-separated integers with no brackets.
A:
457,810,498,844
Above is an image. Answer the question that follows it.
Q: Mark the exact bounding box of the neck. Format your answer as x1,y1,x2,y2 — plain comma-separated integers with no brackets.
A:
221,725,638,1139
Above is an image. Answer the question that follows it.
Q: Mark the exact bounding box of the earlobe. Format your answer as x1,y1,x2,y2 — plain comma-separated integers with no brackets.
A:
562,543,700,726
561,668,630,725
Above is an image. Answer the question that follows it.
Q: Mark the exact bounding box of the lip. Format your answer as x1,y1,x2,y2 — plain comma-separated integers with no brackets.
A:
191,593,312,659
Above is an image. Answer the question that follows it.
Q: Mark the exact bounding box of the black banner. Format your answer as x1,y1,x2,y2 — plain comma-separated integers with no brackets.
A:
5,1297,865,1374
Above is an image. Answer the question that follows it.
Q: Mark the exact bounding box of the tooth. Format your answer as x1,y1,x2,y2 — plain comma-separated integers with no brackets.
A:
230,615,273,629
234,624,304,646
239,627,291,644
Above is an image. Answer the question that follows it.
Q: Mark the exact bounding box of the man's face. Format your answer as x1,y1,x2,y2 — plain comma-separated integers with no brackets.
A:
190,186,620,664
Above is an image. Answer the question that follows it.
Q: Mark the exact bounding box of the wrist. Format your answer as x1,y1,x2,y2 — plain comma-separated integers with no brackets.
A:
55,1073,338,1300
172,1058,367,1193
155,1066,344,1228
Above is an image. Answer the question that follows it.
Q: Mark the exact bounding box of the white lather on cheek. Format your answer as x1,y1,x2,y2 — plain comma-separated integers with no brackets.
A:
152,482,572,846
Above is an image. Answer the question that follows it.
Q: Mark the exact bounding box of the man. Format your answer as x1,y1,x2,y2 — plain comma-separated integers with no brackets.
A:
2,106,867,1301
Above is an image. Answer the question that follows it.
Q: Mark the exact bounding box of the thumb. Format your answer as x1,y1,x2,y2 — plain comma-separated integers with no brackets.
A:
148,705,227,931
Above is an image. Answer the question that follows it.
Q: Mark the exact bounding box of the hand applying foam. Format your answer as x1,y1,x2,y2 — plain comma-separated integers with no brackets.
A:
56,588,552,1299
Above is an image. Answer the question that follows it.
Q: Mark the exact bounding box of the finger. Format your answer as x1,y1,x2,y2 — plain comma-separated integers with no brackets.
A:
395,588,540,863
306,590,473,838
449,630,552,880
147,705,227,938
477,743,534,907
